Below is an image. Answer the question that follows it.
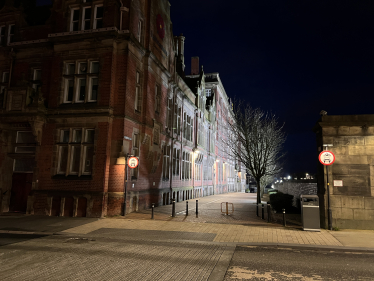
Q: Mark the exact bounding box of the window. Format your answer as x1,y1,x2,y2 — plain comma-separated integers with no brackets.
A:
0,26,5,46
172,148,180,175
70,8,80,31
57,128,95,176
137,20,143,42
32,69,42,92
153,126,160,145
15,131,36,154
131,133,139,179
194,164,201,181
155,85,161,113
63,61,99,103
174,106,181,134
0,71,9,100
94,5,103,29
162,145,170,180
206,89,211,97
167,98,172,129
182,151,192,180
7,24,15,45
184,114,193,142
70,4,103,32
134,71,142,112
82,7,92,30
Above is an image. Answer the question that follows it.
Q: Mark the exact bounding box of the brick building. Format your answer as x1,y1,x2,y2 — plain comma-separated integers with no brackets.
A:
0,0,245,217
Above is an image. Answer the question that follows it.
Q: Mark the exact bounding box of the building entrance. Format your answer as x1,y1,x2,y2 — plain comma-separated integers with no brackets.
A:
9,173,33,213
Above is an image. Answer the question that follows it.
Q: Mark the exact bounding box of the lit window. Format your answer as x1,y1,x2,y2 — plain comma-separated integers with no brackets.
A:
57,128,95,176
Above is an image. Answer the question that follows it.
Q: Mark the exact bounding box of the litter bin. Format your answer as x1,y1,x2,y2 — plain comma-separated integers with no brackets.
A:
300,195,320,231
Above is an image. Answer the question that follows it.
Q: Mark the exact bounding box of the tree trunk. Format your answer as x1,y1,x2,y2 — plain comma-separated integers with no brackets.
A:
256,180,261,204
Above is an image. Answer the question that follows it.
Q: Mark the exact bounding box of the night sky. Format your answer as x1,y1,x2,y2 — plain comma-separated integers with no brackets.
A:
170,0,374,176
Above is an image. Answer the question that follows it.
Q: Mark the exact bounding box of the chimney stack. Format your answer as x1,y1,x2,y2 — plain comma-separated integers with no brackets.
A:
191,57,199,75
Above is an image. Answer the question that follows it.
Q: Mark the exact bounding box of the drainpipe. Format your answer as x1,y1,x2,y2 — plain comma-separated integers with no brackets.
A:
169,88,175,201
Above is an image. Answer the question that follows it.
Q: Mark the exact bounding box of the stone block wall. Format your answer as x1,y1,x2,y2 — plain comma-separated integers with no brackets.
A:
314,115,374,229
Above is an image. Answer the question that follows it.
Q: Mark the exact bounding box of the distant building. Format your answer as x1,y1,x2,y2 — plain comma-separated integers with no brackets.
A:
314,114,374,230
0,0,245,217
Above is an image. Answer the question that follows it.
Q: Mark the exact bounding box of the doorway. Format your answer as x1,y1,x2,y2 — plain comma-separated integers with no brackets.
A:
9,173,33,213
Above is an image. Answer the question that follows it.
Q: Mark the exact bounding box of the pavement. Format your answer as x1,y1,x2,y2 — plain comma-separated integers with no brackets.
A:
1,192,374,250
2,192,374,280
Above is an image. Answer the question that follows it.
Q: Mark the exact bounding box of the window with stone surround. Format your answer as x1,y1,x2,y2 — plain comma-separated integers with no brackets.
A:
162,145,170,180
70,3,104,32
172,148,180,176
183,113,193,142
57,128,95,176
166,98,172,129
63,61,99,104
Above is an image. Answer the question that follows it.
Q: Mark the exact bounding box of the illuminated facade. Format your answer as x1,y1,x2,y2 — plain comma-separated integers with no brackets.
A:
0,0,245,217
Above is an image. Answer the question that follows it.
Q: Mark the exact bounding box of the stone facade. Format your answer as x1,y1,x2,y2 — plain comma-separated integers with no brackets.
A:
0,0,245,217
314,115,374,229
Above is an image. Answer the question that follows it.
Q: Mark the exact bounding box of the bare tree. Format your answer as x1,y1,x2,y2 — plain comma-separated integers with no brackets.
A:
223,101,286,204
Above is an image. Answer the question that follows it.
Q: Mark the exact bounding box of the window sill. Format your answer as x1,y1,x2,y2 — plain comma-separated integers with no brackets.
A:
52,175,93,180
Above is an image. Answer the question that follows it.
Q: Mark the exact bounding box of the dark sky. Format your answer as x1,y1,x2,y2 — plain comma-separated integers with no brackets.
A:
170,0,374,176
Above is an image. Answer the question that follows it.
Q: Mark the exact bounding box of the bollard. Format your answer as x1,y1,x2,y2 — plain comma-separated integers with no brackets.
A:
172,199,176,217
196,200,198,218
151,203,155,219
186,201,188,216
282,208,286,227
226,202,229,215
256,203,259,217
262,204,264,220
267,204,271,223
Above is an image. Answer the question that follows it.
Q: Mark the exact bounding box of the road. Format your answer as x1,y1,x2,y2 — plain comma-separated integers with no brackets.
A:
1,193,374,280
1,230,374,280
225,245,374,280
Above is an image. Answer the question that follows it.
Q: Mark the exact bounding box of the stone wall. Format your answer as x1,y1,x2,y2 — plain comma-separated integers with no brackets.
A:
274,180,317,207
314,115,374,230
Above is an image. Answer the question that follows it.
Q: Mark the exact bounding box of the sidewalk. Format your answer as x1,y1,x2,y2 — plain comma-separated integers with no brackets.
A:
61,193,374,250
2,192,374,250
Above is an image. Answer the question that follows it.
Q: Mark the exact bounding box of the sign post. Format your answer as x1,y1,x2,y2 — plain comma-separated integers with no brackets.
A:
319,148,335,230
123,156,139,216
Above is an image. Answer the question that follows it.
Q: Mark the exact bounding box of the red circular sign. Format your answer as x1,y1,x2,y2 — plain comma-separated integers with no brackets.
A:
156,14,165,39
128,157,139,169
318,150,335,166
